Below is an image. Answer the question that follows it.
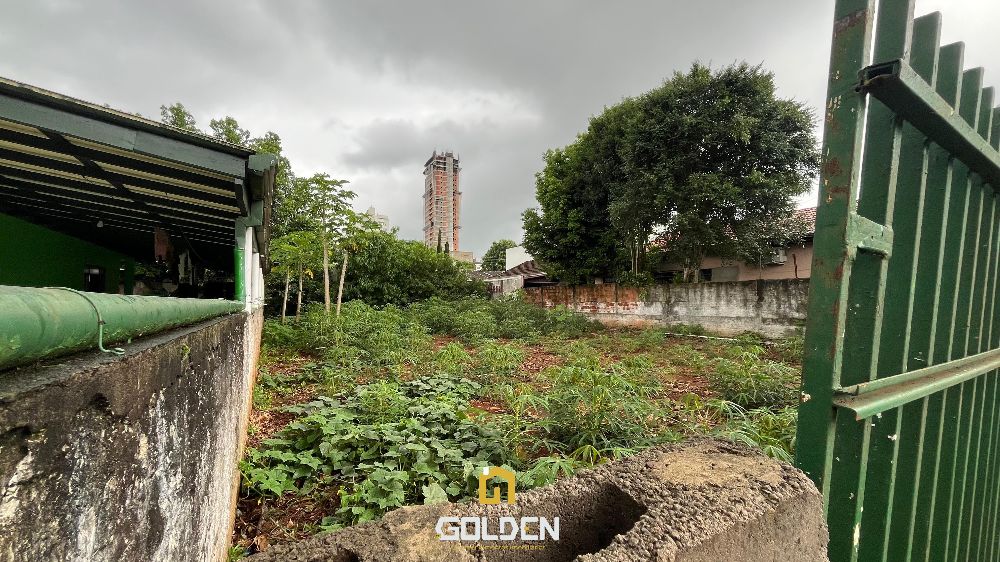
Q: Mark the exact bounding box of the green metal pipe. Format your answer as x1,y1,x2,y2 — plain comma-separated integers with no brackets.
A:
0,285,243,371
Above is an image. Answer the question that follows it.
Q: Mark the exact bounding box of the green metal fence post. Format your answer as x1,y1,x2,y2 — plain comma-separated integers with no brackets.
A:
234,219,247,303
797,1,1000,559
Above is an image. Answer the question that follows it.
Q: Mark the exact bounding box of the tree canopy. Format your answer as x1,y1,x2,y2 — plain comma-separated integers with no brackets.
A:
480,239,518,271
342,229,485,306
159,103,198,132
156,102,486,315
522,62,819,283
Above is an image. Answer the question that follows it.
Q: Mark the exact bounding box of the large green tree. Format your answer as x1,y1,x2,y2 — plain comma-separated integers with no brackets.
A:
627,63,819,278
480,239,517,271
523,62,819,283
342,229,486,306
522,138,620,284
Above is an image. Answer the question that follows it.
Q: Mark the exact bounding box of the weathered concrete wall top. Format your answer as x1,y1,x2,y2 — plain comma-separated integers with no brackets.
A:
523,280,809,338
0,310,262,562
249,439,828,562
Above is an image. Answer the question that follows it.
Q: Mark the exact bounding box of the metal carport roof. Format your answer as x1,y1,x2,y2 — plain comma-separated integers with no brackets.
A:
0,76,275,272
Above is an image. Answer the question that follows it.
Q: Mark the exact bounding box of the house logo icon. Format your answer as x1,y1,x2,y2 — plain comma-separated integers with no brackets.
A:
478,466,516,505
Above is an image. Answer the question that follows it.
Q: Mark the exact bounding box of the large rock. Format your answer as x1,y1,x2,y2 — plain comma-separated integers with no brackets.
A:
249,439,828,561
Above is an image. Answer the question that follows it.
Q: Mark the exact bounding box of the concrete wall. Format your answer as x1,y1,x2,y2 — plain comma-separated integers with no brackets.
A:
523,280,809,338
0,310,263,562
248,439,828,562
486,275,524,297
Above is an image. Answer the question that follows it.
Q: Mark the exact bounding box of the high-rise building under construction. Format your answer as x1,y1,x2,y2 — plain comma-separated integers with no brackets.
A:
422,151,461,252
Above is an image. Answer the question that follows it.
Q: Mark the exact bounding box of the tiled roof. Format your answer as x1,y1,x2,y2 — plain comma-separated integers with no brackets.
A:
794,206,817,231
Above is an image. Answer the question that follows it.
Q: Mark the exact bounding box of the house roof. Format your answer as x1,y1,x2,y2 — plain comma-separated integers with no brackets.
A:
0,76,276,271
503,259,547,279
793,206,817,232
469,270,510,280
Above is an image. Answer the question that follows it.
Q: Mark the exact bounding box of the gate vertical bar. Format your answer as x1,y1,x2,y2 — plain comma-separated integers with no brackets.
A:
797,1,1000,559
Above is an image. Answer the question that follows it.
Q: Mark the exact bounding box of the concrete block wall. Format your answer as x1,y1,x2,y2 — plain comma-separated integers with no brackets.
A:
0,311,262,562
248,439,828,561
523,280,809,338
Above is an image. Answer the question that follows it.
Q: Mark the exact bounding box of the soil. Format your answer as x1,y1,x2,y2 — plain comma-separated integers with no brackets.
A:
663,373,715,400
520,344,565,374
233,486,340,557
247,383,319,449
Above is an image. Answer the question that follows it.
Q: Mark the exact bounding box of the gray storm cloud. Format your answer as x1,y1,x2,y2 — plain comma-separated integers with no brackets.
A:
0,0,996,257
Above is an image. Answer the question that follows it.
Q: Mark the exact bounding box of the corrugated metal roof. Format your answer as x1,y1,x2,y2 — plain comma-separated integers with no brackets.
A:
0,76,274,270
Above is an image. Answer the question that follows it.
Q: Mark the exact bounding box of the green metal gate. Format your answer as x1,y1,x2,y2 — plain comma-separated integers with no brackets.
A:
796,1,1000,560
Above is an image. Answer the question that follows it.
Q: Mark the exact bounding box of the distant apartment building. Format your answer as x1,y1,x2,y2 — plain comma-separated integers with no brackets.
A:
422,151,462,252
365,206,390,230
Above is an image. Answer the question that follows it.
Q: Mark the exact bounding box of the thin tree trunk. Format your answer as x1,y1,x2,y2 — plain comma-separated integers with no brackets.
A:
322,237,331,314
296,262,304,322
280,269,291,323
336,250,348,317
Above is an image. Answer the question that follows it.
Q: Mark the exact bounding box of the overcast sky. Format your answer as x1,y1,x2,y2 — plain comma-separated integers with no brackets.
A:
1,0,997,258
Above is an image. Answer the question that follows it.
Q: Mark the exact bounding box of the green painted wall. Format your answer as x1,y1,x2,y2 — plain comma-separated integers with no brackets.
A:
0,212,135,293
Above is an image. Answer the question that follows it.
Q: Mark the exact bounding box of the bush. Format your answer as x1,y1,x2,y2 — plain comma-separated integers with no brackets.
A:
474,341,526,381
427,343,472,376
451,309,498,343
718,405,798,462
547,305,597,338
708,348,800,409
332,301,431,368
540,360,662,452
773,329,805,364
490,296,547,340
406,295,597,341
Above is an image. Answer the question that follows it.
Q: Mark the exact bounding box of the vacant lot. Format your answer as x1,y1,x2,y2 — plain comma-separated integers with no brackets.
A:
230,296,802,558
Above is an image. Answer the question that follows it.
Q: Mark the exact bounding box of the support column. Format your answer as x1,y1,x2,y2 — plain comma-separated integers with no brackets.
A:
234,246,245,302
235,219,254,311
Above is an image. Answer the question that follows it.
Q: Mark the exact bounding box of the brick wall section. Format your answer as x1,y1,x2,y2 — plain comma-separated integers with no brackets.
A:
523,280,809,338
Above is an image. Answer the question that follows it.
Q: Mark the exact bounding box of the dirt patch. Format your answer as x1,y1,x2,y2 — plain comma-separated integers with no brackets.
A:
663,373,714,401
247,383,320,449
233,487,340,556
469,397,508,414
432,335,461,350
262,355,314,377
520,345,564,375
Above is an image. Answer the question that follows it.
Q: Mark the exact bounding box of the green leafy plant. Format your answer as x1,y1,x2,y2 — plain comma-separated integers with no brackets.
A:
665,323,707,336
540,360,662,452
708,348,800,409
474,341,526,381
664,344,709,372
427,342,473,376
407,296,597,342
240,374,506,526
717,405,798,462
773,329,805,364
